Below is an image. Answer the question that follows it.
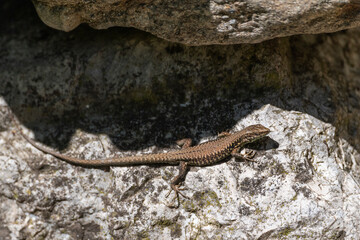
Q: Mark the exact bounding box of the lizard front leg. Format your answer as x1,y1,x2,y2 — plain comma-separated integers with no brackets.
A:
217,130,231,138
231,147,257,162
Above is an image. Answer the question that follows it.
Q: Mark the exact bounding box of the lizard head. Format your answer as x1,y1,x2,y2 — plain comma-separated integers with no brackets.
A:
235,124,270,146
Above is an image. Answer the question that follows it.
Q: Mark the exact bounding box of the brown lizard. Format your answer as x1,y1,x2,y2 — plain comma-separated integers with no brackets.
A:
13,119,270,199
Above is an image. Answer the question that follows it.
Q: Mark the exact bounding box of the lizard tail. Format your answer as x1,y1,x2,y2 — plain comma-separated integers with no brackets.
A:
11,114,178,166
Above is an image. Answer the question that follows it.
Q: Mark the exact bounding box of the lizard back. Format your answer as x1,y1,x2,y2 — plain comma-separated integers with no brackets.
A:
17,123,270,167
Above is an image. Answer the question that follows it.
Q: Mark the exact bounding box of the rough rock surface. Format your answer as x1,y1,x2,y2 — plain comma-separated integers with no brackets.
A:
1,103,360,239
1,1,360,239
31,0,360,45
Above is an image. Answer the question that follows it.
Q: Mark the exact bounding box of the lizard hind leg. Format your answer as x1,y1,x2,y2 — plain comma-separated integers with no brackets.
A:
176,138,193,149
165,161,190,207
165,138,193,207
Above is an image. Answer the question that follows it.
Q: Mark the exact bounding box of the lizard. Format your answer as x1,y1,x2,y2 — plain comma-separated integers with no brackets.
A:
13,118,270,200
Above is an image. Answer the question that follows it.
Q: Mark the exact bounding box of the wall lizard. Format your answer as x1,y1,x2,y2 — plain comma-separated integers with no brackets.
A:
14,120,270,199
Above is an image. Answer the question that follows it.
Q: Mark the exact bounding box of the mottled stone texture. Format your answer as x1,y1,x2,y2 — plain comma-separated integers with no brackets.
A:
1,1,360,239
31,0,360,45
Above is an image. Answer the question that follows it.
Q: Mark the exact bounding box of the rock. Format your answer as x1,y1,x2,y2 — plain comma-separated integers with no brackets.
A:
1,103,360,239
31,0,360,45
1,1,360,239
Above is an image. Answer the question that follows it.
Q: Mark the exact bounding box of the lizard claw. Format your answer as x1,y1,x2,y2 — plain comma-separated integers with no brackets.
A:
231,148,257,162
242,149,256,161
166,183,189,199
164,184,189,208
171,184,189,199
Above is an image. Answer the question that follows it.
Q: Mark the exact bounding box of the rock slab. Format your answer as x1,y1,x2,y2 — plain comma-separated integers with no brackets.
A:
32,0,360,45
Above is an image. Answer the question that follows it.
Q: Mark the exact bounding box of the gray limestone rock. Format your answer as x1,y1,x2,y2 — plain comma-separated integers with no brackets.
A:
1,103,360,239
31,0,360,45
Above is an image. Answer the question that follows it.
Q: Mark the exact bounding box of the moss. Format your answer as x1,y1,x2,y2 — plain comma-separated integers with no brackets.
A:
170,223,182,239
291,193,298,201
155,217,174,227
137,230,149,239
275,227,294,239
183,190,222,212
183,200,199,212
96,187,104,194
254,208,262,215
153,218,182,239
203,191,222,208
